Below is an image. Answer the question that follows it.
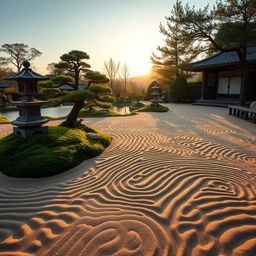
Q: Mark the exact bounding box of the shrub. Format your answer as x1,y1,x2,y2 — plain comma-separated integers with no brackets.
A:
133,103,169,113
169,76,192,102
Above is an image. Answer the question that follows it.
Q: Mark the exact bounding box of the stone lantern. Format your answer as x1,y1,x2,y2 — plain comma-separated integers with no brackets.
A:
151,84,161,105
4,60,49,138
161,90,168,103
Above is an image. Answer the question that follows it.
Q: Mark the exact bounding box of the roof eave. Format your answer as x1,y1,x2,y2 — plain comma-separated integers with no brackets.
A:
185,60,256,72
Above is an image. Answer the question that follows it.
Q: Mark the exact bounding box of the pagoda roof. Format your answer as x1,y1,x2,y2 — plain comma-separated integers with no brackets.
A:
56,83,88,90
4,60,48,81
185,45,256,71
78,83,88,89
57,84,75,90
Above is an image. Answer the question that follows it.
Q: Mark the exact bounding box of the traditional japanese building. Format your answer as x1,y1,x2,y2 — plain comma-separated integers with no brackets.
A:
186,45,256,103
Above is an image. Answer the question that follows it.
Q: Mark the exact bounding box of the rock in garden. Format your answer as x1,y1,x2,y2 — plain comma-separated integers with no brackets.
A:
86,132,102,140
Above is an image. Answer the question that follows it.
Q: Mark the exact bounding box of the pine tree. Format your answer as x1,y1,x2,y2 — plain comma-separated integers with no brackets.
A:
151,1,202,87
55,50,90,89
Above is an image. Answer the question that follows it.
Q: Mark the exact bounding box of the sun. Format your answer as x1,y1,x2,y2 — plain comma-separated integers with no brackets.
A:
120,43,152,77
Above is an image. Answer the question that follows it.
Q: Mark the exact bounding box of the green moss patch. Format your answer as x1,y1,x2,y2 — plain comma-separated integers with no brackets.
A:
0,126,111,178
114,97,132,104
43,115,63,120
79,108,121,117
132,102,146,108
0,116,11,123
133,104,169,113
129,102,146,112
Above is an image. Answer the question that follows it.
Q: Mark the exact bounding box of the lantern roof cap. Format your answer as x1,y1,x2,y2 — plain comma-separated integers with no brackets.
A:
152,85,160,89
4,60,48,81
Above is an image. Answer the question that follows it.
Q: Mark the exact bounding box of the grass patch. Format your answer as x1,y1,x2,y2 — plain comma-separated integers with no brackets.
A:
0,116,11,123
114,97,132,104
79,108,121,117
133,104,169,113
43,115,65,120
132,102,146,108
0,126,111,178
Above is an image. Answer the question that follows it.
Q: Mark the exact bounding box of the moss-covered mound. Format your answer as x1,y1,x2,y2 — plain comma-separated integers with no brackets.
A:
0,126,111,178
114,97,132,104
133,104,169,113
79,108,121,117
43,115,65,120
133,102,146,108
0,116,11,123
129,102,146,112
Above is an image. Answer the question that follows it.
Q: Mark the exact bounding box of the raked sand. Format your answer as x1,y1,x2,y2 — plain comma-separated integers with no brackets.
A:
0,104,256,256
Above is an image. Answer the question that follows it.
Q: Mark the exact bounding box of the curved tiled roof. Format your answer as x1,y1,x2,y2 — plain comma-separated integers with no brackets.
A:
4,68,48,81
187,45,256,71
57,84,75,90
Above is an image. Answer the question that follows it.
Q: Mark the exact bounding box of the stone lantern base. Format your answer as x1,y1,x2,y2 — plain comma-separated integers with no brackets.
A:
13,126,48,138
151,98,159,106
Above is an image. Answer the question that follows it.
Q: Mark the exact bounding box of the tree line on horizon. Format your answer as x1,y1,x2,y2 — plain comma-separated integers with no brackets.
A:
0,43,145,97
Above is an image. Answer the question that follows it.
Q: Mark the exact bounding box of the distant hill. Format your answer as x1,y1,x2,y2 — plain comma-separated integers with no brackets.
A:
109,74,156,95
126,74,154,94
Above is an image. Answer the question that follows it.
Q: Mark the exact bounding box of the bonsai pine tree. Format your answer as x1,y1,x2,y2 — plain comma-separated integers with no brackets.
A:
84,71,110,86
84,71,112,110
51,75,74,86
85,83,114,111
40,88,61,98
53,50,91,127
55,50,90,88
48,76,113,127
38,80,55,88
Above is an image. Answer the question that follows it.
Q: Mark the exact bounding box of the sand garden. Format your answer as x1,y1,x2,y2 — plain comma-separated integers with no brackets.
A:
0,103,255,256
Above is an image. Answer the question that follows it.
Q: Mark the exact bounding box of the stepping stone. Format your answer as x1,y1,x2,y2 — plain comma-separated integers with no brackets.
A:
86,132,102,140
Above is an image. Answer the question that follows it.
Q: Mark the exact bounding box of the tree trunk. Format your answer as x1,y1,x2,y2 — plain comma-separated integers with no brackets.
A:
239,64,249,106
61,99,84,128
74,68,79,90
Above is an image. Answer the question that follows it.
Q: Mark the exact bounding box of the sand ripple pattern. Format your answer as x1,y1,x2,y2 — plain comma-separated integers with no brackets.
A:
0,115,256,256
0,126,9,137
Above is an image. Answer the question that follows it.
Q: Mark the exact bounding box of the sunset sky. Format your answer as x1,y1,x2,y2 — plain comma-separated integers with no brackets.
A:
0,0,214,77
